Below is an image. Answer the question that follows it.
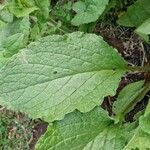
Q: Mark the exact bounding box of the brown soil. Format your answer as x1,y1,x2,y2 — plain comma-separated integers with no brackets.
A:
29,120,48,150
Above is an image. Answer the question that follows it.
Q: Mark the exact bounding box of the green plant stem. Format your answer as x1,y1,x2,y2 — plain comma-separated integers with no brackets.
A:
48,18,71,34
128,65,150,72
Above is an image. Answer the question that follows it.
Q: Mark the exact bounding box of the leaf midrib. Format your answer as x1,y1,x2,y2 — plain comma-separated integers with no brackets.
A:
1,68,124,94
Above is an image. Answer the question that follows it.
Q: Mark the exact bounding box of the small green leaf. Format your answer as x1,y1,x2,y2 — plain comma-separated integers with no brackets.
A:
135,18,150,43
0,20,6,29
36,107,128,150
71,0,109,26
19,16,30,44
117,0,150,43
72,1,86,14
30,23,41,41
34,0,50,19
113,81,145,122
2,33,24,57
0,52,8,69
14,7,39,18
0,32,128,122
4,16,29,37
117,0,150,27
0,9,13,23
8,0,38,18
0,4,5,11
0,16,30,53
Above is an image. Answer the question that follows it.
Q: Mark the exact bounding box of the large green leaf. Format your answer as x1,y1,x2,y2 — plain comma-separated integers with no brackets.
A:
36,102,150,150
0,32,128,122
71,0,109,26
113,80,145,122
36,107,128,150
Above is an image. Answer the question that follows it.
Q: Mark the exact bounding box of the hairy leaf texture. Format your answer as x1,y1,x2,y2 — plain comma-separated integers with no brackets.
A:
71,0,109,26
124,101,150,149
36,107,128,150
0,32,128,122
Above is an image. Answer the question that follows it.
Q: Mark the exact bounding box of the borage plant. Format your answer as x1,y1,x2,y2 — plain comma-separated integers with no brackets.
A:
0,0,150,150
0,32,150,149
